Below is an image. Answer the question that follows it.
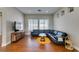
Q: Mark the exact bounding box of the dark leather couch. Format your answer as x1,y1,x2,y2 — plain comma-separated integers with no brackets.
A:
31,30,51,36
31,30,68,45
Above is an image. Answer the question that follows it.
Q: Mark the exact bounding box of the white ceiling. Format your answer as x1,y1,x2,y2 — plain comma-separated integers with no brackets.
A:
17,7,61,14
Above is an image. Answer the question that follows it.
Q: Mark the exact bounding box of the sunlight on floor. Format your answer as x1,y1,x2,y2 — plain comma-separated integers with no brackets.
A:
35,37,51,44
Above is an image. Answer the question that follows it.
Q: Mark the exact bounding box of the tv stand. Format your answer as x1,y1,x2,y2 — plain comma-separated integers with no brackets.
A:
11,31,25,42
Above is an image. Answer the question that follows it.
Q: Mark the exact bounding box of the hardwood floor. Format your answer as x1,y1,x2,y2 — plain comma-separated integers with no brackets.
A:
0,35,77,52
0,35,2,46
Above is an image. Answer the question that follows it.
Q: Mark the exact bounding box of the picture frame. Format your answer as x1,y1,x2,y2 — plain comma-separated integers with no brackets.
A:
61,10,65,16
68,7,74,13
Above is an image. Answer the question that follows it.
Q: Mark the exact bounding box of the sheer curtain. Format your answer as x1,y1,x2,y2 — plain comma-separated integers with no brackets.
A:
28,19,38,31
27,14,52,32
39,19,48,30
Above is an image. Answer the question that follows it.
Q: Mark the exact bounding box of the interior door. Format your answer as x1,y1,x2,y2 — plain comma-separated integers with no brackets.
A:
0,13,2,46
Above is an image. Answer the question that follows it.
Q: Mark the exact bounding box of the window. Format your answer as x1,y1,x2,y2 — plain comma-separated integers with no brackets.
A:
28,19,49,31
33,19,38,30
28,19,38,31
39,19,48,30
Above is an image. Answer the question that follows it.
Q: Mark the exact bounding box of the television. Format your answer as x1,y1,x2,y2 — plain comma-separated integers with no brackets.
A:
13,21,22,32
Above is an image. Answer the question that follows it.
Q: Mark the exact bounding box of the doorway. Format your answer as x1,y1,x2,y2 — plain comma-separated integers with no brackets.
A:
0,12,2,46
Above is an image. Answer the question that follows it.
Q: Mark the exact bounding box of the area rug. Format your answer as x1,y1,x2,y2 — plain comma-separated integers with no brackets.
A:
35,37,51,44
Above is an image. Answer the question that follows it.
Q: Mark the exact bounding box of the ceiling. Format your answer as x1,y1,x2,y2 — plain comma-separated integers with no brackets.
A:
16,7,61,14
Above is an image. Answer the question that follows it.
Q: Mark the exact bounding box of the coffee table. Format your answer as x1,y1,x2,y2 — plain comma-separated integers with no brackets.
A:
39,33,46,42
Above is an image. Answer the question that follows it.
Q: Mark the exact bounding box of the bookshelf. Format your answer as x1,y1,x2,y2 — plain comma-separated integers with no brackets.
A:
65,36,73,50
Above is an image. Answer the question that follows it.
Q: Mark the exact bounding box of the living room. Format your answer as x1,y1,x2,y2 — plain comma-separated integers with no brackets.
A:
0,7,79,52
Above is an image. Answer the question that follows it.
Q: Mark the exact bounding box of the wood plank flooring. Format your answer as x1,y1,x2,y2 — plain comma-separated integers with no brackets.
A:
0,35,2,46
0,35,77,52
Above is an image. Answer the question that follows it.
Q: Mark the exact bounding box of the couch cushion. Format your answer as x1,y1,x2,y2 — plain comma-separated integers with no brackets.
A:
49,30,54,33
39,30,44,33
53,31,58,35
44,30,49,33
58,37,63,42
56,32,63,37
33,30,39,33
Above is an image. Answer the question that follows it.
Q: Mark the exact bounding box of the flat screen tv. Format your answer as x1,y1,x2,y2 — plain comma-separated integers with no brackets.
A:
13,21,21,32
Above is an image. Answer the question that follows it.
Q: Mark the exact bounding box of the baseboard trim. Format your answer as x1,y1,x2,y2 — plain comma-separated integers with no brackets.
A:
1,41,11,47
73,45,79,51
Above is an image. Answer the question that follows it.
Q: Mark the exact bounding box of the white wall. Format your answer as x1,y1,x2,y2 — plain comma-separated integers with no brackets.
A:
53,7,79,50
0,7,24,46
24,14,53,34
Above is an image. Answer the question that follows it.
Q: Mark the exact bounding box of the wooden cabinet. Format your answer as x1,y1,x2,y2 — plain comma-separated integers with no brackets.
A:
11,31,25,42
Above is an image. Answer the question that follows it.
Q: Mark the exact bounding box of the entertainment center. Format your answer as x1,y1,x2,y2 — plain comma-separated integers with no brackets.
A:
11,21,25,42
11,31,25,42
